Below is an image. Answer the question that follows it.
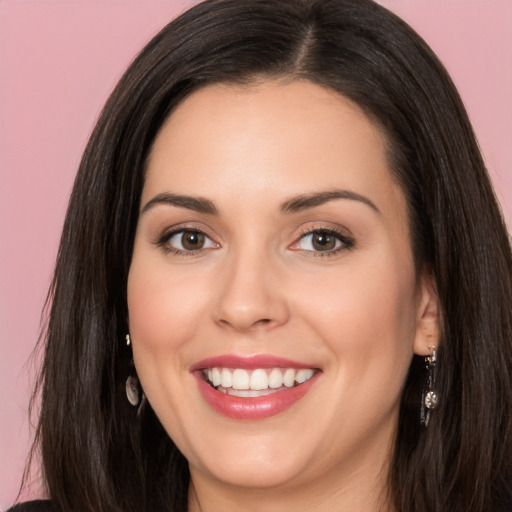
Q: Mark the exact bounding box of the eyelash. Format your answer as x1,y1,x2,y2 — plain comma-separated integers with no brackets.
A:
292,227,355,258
156,226,218,256
155,226,355,257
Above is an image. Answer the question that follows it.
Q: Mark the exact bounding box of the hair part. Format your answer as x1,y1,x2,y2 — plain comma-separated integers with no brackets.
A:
24,1,512,511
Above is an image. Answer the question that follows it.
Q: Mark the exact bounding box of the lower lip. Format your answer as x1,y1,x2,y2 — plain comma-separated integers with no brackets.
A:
194,372,320,420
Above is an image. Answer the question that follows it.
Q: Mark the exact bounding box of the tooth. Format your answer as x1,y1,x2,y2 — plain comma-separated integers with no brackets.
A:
232,369,250,390
237,389,271,397
208,366,315,391
283,368,295,388
268,368,284,389
250,369,268,390
237,389,258,397
296,369,314,384
212,368,222,387
221,368,232,388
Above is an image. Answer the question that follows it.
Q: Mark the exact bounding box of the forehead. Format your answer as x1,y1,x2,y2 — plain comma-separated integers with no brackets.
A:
144,80,405,222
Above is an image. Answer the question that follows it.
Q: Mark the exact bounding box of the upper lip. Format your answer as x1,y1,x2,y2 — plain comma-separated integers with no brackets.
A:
190,354,317,372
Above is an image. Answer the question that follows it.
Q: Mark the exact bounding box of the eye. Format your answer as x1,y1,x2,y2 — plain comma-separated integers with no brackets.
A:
292,228,354,255
161,229,218,253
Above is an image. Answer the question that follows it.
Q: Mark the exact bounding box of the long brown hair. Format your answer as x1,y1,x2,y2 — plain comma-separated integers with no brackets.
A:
25,1,512,510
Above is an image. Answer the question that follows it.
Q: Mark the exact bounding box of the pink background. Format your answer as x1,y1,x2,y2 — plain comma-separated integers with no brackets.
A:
0,0,510,507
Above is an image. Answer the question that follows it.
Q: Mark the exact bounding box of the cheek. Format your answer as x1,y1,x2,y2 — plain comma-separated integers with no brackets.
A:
126,255,203,436
126,252,204,417
127,256,205,351
300,251,418,380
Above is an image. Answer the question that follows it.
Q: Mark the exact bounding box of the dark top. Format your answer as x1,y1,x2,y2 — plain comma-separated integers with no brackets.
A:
7,501,56,512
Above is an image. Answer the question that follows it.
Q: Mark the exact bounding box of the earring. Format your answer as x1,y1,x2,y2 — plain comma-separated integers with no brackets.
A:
126,374,140,406
420,347,438,427
126,373,147,414
124,334,146,413
125,334,140,404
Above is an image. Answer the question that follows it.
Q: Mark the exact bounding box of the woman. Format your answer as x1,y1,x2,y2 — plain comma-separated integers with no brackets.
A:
11,0,512,511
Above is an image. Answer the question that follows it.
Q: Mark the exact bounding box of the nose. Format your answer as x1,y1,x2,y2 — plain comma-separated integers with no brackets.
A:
213,248,290,333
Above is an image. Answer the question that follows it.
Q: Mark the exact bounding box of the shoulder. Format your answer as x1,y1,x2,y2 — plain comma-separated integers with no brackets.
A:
7,500,56,512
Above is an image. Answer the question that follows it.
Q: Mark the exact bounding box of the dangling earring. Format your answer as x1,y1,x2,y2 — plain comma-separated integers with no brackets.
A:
126,374,140,406
125,333,146,413
420,346,438,427
125,333,138,405
125,369,146,413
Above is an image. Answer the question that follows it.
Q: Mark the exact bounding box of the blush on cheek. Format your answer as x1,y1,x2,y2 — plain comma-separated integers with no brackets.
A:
128,272,205,355
320,266,416,358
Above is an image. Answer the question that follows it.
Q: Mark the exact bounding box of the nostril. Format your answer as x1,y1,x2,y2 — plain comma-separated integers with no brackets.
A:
218,317,274,330
253,318,273,327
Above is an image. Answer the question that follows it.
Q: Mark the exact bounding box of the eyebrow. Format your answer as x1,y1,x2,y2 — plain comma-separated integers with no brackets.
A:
280,189,380,214
141,193,219,215
140,188,379,217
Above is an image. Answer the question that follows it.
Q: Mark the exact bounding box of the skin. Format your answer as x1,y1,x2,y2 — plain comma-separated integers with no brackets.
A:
127,80,439,512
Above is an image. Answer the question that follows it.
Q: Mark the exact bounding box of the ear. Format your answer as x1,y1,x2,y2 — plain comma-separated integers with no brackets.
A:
413,270,440,356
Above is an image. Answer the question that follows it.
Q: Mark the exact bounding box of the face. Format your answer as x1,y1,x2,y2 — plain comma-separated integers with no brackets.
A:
127,80,437,498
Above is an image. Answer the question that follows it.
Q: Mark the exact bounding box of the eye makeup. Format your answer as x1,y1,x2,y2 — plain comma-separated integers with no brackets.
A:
154,224,220,256
290,226,355,258
153,222,355,259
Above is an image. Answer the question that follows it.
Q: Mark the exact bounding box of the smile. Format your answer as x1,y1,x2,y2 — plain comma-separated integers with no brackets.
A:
203,367,316,397
192,356,321,420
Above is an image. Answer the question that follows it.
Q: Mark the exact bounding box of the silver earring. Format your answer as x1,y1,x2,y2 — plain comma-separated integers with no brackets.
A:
126,374,140,406
125,335,146,413
420,347,438,427
126,375,146,416
125,335,140,405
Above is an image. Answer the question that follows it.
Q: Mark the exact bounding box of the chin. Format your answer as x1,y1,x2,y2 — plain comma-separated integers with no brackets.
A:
198,453,308,489
181,423,319,490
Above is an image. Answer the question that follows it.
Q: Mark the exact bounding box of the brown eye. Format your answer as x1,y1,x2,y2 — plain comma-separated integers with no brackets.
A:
292,228,354,255
311,232,337,251
164,229,218,253
181,231,205,250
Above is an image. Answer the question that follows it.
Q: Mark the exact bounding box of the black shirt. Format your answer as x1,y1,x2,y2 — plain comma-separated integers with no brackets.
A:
7,501,56,512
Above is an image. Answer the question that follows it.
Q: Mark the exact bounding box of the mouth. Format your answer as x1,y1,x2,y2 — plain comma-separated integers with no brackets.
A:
202,367,317,397
192,355,321,420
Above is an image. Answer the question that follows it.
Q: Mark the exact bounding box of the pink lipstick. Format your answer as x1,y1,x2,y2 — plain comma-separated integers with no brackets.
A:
192,355,320,420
